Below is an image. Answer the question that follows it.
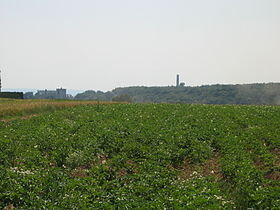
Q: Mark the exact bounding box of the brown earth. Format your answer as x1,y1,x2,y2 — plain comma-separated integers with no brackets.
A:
271,148,280,166
201,155,223,180
265,171,280,181
177,154,223,181
71,167,89,178
117,160,139,177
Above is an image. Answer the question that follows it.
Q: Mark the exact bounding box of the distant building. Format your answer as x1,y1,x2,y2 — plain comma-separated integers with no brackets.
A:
176,74,186,87
56,88,67,98
179,82,185,87
34,88,67,99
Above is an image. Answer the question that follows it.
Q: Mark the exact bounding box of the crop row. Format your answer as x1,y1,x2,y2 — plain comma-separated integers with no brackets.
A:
0,104,279,209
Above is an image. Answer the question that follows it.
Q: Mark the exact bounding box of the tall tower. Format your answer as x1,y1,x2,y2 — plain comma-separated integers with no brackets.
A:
176,74,179,87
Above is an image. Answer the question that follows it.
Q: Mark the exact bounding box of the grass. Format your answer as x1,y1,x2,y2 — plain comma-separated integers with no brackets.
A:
0,98,117,119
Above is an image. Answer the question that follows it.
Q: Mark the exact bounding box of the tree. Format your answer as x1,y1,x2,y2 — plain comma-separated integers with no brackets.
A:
112,94,133,102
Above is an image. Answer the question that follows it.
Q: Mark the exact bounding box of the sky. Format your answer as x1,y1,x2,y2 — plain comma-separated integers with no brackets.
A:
0,0,280,91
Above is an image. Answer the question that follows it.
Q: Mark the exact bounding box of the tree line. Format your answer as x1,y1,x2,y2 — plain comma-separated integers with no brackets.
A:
74,83,280,105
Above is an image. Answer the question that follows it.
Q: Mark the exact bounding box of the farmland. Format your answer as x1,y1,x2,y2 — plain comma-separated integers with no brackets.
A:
0,99,115,119
0,102,280,209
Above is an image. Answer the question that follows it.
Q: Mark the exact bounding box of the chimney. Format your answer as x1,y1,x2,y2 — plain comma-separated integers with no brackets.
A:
176,74,179,87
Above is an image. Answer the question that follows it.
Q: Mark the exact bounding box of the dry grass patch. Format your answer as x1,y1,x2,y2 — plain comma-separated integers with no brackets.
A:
0,99,118,119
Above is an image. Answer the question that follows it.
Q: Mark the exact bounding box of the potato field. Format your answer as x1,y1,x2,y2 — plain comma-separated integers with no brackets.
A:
0,103,279,209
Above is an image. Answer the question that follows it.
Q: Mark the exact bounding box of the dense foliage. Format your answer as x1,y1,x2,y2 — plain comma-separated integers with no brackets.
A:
0,104,279,209
0,92,23,99
75,83,280,105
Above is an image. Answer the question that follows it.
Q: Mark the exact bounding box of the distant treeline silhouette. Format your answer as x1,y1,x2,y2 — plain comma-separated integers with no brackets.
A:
75,83,280,105
0,92,24,99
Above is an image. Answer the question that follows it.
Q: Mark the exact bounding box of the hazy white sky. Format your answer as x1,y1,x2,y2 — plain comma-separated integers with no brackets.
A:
0,0,280,91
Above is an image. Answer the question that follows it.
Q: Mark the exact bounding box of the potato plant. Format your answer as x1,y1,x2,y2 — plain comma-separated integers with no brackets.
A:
0,104,279,209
